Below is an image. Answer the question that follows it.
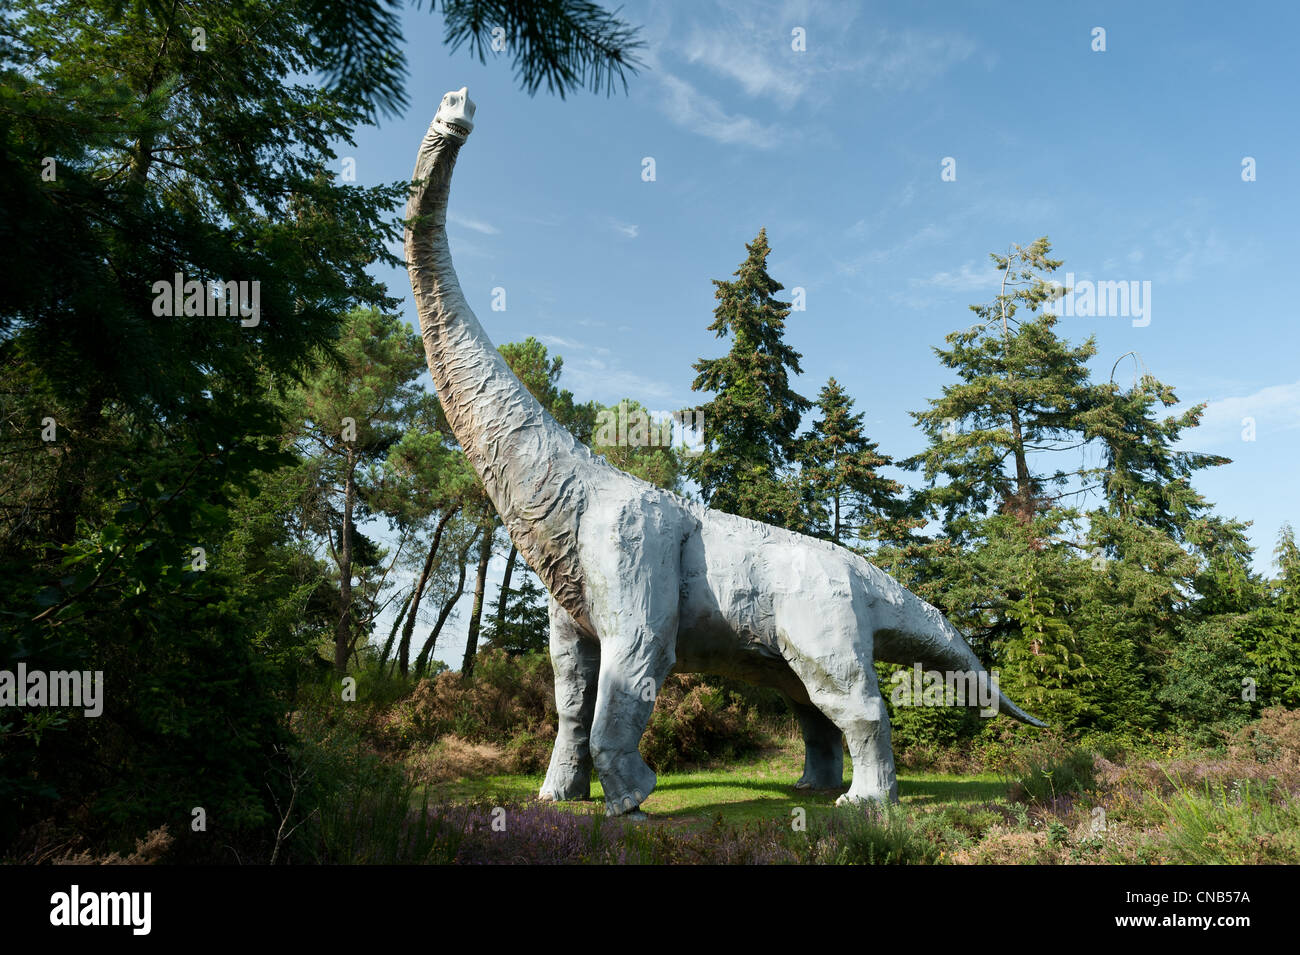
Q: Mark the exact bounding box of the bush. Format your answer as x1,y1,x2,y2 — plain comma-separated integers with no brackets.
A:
800,806,942,865
282,709,463,864
1156,621,1259,746
1228,706,1300,768
639,674,767,771
370,649,557,770
1006,743,1097,804
1154,778,1300,864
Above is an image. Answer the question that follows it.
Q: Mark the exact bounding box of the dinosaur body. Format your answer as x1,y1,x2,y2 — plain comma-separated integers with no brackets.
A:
405,89,1043,817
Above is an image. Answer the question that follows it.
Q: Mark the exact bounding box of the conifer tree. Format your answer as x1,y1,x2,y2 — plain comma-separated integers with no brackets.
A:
1246,525,1300,707
290,308,426,675
798,377,905,547
687,229,810,529
908,239,1096,543
902,240,1099,721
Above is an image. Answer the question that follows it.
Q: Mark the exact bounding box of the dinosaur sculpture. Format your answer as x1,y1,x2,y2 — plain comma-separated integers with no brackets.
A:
405,88,1044,818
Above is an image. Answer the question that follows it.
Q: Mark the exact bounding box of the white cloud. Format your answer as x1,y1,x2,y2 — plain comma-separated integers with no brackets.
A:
912,259,1000,292
449,212,499,235
682,29,807,101
609,219,640,239
836,222,948,274
535,333,685,407
655,72,781,149
859,31,976,92
1186,380,1300,443
669,2,974,104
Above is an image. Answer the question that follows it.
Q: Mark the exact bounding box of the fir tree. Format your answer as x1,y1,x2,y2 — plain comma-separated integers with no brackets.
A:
482,571,551,655
908,238,1096,543
1243,525,1300,707
687,229,810,529
798,377,905,548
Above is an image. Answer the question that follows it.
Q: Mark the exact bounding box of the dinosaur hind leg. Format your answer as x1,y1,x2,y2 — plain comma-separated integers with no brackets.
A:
788,699,844,790
539,597,599,802
780,608,899,806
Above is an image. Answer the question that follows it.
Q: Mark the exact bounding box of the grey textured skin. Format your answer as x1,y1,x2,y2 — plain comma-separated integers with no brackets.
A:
405,89,1044,817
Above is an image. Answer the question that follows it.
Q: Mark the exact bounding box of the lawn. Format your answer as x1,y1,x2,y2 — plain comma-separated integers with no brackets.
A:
422,741,1008,830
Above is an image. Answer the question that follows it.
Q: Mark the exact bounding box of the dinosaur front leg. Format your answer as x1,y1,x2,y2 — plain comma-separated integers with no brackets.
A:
584,515,685,818
589,625,676,819
539,597,599,802
788,699,844,790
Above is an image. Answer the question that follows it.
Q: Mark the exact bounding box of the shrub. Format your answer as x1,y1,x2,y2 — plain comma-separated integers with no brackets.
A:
1006,743,1097,804
800,805,942,865
639,674,767,771
1228,706,1300,769
371,649,557,769
1153,778,1300,864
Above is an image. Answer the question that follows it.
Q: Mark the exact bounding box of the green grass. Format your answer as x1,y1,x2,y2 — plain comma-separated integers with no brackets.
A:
422,742,1005,830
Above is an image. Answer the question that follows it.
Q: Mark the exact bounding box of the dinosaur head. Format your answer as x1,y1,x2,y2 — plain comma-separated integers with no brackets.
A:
433,86,476,141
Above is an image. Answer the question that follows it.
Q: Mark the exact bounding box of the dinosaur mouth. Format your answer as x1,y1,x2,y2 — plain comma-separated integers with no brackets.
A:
442,122,471,138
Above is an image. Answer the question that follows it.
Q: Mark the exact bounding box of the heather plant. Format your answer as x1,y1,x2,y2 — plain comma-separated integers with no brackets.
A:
639,674,768,771
799,806,942,865
1152,777,1300,864
1006,743,1097,804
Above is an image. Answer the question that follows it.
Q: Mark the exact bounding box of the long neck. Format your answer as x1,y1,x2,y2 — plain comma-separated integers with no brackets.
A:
404,120,589,613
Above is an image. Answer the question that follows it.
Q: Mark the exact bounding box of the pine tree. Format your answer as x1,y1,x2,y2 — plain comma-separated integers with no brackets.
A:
592,398,684,492
289,308,427,674
900,240,1104,728
687,229,810,529
908,238,1096,543
798,377,905,547
482,571,551,655
1243,525,1300,707
1077,372,1253,733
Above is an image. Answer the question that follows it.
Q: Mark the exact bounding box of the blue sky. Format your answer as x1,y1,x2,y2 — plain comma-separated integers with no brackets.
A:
351,1,1300,665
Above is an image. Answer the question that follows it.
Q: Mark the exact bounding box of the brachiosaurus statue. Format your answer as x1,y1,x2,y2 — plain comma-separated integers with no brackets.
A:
405,88,1044,818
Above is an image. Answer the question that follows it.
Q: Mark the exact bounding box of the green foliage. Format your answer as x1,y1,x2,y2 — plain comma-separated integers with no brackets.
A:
802,807,942,865
1156,622,1258,745
640,675,767,772
907,238,1094,542
288,306,429,672
482,571,551,655
1245,526,1300,707
0,0,405,854
592,398,684,492
1152,778,1300,864
687,229,810,529
999,533,1096,727
284,710,462,864
1006,744,1097,804
877,662,986,754
436,0,644,99
798,377,907,548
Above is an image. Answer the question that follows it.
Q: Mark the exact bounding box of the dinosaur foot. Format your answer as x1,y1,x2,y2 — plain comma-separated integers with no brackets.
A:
598,751,657,818
540,751,593,802
835,785,899,808
604,790,649,818
538,782,591,802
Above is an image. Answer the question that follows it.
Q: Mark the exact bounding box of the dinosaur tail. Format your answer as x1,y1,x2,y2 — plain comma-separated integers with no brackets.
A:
858,562,1047,728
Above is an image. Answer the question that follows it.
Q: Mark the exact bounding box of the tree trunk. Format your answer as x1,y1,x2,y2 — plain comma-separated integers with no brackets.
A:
397,504,458,676
494,543,518,636
378,589,413,669
414,527,479,677
999,258,1033,514
333,450,356,677
461,520,495,680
